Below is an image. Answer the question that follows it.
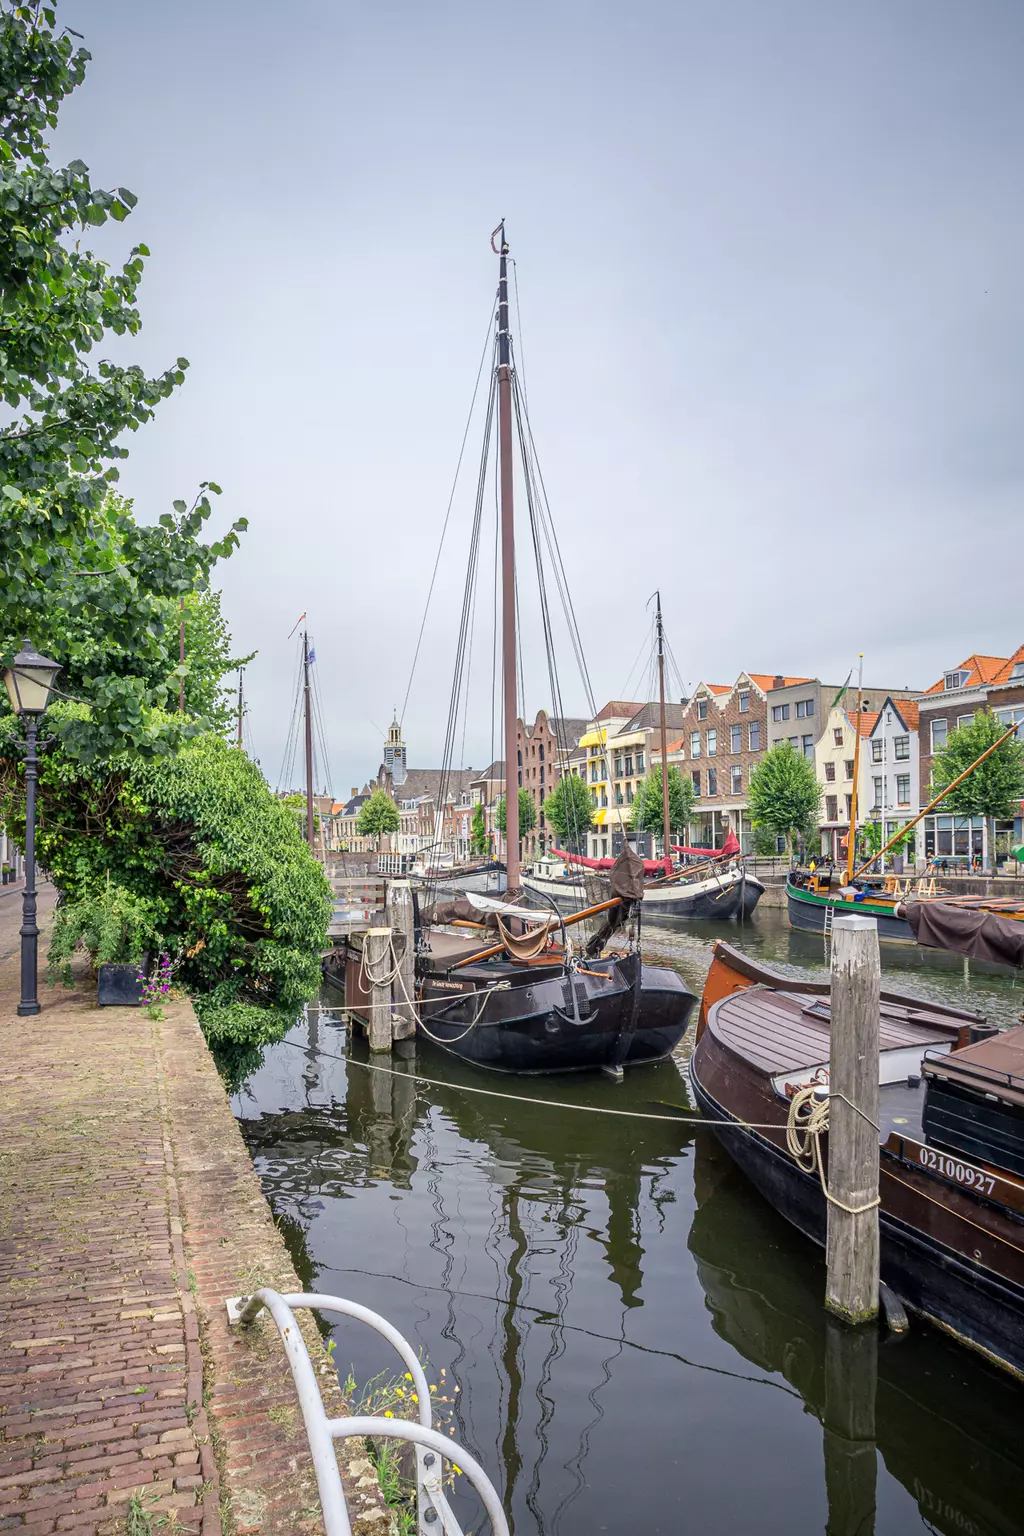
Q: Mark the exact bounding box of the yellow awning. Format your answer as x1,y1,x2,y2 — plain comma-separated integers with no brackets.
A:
593,809,607,826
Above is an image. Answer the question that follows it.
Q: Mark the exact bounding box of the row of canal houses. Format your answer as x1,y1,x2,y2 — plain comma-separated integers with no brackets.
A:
325,641,1024,866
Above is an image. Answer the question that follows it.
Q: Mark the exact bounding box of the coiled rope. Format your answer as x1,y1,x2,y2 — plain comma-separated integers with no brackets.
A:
785,1082,881,1215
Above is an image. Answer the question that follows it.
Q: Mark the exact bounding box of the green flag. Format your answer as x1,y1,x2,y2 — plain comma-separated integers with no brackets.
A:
831,669,853,709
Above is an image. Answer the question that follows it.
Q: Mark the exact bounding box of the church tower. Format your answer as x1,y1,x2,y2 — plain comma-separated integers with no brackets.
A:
383,714,407,786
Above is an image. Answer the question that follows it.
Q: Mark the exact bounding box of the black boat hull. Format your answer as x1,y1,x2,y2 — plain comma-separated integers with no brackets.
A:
786,878,915,942
689,1066,1024,1380
419,956,695,1075
522,871,765,927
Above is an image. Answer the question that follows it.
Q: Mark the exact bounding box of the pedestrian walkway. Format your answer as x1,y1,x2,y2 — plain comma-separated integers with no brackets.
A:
0,892,385,1534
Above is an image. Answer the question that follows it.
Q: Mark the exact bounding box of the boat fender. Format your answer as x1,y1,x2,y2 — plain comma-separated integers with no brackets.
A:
878,1281,909,1336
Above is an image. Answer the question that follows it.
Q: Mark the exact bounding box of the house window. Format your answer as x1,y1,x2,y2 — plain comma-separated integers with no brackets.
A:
590,761,599,782
772,704,790,723
826,795,838,821
957,714,974,730
613,756,622,777
624,754,633,776
539,745,545,761
615,785,623,805
517,749,522,766
802,735,814,760
788,737,799,750
707,729,717,756
707,767,718,796
945,670,967,691
636,750,644,773
931,719,948,752
749,721,761,752
795,698,814,719
872,776,883,810
690,732,701,757
824,762,836,782
845,795,853,818
626,783,634,804
844,760,854,780
738,691,750,713
896,774,911,806
870,739,882,763
697,700,708,720
731,766,742,794
894,735,910,760
1010,661,1024,681
691,770,701,794
833,728,843,747
731,724,741,753
995,706,1024,740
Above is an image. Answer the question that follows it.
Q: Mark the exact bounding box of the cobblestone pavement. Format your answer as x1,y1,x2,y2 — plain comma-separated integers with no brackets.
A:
0,895,386,1535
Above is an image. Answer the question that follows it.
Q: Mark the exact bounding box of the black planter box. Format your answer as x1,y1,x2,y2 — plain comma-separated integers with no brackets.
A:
97,962,145,1007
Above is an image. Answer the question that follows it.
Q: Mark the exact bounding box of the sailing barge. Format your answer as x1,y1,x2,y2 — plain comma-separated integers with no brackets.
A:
690,939,1024,1377
524,853,763,924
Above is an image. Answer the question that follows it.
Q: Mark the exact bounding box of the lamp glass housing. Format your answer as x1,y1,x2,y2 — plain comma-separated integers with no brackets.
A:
4,640,60,717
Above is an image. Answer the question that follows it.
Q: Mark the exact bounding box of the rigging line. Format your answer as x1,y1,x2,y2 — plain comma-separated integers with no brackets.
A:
276,637,305,791
400,301,498,727
510,258,528,415
309,654,335,795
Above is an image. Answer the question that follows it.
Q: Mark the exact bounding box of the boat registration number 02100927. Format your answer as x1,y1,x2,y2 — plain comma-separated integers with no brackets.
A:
915,1144,996,1195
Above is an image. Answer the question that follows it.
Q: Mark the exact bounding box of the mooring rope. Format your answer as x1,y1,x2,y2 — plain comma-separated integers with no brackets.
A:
785,1082,881,1215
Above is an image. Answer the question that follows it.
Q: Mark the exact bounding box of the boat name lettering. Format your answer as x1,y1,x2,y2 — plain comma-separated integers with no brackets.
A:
431,980,471,992
915,1144,995,1195
912,1479,980,1535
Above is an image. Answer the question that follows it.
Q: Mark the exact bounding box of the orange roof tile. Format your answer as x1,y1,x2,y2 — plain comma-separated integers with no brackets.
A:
653,736,686,756
747,674,814,693
856,711,881,738
896,700,919,730
706,684,731,696
923,653,1010,695
990,643,1024,686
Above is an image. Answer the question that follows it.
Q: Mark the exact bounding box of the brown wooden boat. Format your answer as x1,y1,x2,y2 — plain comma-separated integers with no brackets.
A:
690,941,1024,1378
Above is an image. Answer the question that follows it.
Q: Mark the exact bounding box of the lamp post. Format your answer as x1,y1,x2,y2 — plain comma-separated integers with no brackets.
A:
4,640,61,1017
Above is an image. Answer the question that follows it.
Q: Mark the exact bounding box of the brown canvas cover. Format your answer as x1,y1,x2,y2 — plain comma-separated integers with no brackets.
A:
420,897,500,931
905,900,1024,969
609,844,646,902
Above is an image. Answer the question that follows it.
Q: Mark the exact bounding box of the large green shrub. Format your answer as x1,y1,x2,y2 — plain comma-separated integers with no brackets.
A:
0,718,330,1042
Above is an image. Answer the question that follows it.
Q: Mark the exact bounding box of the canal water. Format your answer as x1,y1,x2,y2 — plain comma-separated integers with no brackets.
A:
230,908,1024,1536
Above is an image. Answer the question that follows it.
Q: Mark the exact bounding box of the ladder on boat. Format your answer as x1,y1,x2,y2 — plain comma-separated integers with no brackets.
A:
227,1288,509,1536
823,901,835,940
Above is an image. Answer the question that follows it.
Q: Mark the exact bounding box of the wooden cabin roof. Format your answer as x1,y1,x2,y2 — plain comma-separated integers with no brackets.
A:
922,1024,1024,1108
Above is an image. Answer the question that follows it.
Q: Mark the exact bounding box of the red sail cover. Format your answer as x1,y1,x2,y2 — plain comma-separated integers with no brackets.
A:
552,848,672,877
672,830,740,859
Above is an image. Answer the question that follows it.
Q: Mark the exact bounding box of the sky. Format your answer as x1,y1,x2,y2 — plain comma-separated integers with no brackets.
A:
55,0,1024,796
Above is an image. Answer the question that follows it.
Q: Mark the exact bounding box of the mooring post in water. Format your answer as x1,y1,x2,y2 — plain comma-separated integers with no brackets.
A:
365,926,393,1053
827,913,880,1324
822,1316,878,1536
385,879,416,1041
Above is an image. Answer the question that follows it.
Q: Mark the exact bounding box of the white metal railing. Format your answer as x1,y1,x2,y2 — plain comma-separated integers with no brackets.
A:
226,1288,509,1536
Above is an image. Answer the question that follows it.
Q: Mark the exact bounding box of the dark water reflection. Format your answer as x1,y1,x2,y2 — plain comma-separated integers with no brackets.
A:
232,908,1024,1535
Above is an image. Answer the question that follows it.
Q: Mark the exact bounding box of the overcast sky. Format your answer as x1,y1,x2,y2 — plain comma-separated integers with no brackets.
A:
57,0,1024,794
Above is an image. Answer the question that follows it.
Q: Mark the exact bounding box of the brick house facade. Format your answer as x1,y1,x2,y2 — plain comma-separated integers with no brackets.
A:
515,709,589,859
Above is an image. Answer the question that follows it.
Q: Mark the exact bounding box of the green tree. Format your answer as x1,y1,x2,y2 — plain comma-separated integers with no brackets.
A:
542,774,594,850
748,743,822,862
495,787,536,838
630,765,695,845
179,589,253,730
0,722,330,1046
469,802,488,855
356,788,400,849
0,10,246,761
929,710,1024,872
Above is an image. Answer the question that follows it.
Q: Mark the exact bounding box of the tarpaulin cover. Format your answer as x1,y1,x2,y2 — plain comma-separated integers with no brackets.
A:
552,849,671,877
609,844,646,901
671,830,741,859
905,901,1024,969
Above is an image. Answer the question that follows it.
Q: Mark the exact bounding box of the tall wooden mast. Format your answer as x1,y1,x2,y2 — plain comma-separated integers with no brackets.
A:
303,630,315,849
655,593,671,862
495,222,520,894
845,652,864,885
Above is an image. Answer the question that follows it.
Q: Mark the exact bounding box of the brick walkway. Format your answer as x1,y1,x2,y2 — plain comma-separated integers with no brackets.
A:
0,891,386,1535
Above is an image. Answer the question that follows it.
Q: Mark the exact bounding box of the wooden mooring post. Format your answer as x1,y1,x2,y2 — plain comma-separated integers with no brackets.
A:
822,1316,878,1535
364,926,393,1053
385,879,417,1042
826,913,880,1324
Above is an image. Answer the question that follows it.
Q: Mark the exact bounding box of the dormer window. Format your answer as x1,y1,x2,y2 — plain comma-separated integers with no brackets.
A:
945,670,967,691
1011,661,1024,681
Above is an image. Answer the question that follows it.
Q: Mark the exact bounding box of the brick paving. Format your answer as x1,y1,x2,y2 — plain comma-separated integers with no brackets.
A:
0,890,387,1535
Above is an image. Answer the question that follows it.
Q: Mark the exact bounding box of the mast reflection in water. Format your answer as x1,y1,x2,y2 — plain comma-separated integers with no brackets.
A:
232,992,1024,1536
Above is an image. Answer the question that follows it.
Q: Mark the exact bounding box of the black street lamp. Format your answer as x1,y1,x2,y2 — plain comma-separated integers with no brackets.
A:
4,640,61,1016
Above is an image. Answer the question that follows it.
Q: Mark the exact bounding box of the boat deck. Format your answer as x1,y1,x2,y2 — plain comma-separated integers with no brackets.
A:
708,985,961,1079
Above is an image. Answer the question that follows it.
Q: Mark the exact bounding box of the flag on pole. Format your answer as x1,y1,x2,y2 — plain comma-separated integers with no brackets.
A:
307,646,316,663
831,669,853,709
287,612,307,639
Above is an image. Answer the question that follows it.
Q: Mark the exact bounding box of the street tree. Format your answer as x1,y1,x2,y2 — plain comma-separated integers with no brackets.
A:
542,774,594,850
630,765,695,845
469,803,488,855
929,710,1024,871
748,743,822,862
496,788,537,837
356,789,400,850
0,7,246,761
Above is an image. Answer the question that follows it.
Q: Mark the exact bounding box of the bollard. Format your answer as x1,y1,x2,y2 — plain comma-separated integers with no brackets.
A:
364,926,393,1053
826,913,880,1324
385,879,417,1041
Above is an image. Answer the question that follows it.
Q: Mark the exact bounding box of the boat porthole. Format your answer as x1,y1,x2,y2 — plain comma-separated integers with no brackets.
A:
974,1249,982,1261
545,1016,560,1035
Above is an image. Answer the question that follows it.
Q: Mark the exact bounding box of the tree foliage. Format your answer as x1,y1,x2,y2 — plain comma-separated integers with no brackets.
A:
630,765,695,839
356,788,400,846
469,802,488,855
496,787,536,836
0,721,331,1040
542,773,594,848
0,7,246,761
930,710,1024,869
748,743,822,859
